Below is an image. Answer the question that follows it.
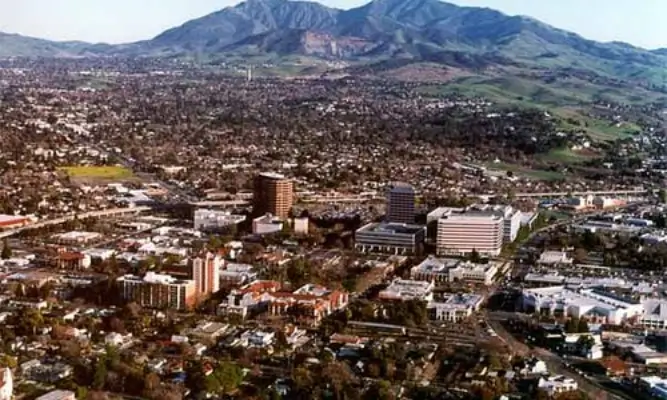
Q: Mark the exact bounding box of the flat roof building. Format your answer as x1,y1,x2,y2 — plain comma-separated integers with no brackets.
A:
193,209,245,232
355,222,425,255
253,172,293,219
437,215,503,257
429,293,484,322
522,286,643,325
378,279,435,302
386,182,415,224
117,272,196,311
410,256,500,285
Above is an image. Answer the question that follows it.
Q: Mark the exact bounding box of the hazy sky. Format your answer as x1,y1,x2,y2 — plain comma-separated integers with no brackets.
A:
0,0,665,48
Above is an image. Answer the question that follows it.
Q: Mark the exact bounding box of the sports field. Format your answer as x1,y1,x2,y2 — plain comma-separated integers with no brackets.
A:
59,165,134,180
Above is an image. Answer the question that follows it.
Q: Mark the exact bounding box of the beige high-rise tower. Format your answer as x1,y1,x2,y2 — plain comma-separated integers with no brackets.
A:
253,172,294,219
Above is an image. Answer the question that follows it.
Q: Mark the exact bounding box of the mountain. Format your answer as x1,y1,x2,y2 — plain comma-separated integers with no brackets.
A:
0,32,112,57
137,0,667,82
0,0,665,88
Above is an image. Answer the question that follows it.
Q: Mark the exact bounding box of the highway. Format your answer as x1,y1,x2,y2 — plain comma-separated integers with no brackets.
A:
0,206,151,239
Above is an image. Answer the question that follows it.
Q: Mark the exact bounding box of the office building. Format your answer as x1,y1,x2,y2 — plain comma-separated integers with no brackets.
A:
118,272,196,311
253,172,293,219
436,215,503,257
355,222,426,255
521,286,643,325
192,253,222,296
252,214,284,235
410,256,500,285
466,204,522,243
386,182,416,224
379,279,435,302
429,293,484,322
428,204,522,244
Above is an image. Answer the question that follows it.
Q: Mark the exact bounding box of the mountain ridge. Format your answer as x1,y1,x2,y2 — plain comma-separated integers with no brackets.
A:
1,0,666,89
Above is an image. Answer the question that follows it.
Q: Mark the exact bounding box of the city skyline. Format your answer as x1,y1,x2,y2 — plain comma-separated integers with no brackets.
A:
0,0,666,49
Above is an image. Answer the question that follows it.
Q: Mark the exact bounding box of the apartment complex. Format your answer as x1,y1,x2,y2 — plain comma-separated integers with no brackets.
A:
117,272,196,310
192,253,222,297
355,222,426,255
219,280,348,325
386,182,416,224
436,214,503,257
253,172,293,219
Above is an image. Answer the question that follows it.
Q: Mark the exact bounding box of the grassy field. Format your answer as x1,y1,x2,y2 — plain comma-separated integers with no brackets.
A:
488,162,566,181
59,165,134,180
537,148,599,164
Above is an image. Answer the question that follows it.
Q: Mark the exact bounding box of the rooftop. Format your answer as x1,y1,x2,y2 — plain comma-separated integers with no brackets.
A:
357,222,424,235
259,172,287,180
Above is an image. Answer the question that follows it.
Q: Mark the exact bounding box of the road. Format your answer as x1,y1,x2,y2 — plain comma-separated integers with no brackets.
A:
481,204,650,400
0,206,151,239
486,312,632,400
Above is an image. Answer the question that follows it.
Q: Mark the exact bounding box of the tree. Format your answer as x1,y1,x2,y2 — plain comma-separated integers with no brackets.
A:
0,355,17,369
577,318,590,333
215,361,244,393
573,248,588,264
469,249,481,263
364,380,395,400
92,357,107,390
1,240,11,260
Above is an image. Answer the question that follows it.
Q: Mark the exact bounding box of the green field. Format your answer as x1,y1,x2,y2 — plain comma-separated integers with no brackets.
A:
59,165,134,179
488,162,566,181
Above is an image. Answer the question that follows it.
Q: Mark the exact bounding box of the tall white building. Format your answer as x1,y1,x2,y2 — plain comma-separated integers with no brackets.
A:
437,215,503,257
467,204,523,243
386,183,416,224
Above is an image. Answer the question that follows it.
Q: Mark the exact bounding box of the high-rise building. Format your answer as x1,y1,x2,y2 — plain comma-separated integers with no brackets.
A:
436,215,503,257
386,183,416,224
192,253,222,296
253,172,294,218
117,272,196,310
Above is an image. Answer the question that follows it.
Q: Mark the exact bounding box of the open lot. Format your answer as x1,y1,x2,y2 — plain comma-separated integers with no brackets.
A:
59,165,134,181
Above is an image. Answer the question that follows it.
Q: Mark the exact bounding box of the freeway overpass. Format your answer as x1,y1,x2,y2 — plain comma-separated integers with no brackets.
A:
514,189,647,199
0,206,151,239
191,189,649,208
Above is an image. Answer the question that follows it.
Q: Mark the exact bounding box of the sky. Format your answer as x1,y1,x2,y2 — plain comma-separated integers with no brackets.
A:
0,0,665,48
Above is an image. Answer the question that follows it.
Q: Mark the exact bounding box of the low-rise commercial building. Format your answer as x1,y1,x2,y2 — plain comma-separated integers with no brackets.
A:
193,209,245,232
252,214,283,235
355,222,425,255
378,279,434,302
410,256,500,285
538,251,573,265
522,286,643,325
429,293,484,322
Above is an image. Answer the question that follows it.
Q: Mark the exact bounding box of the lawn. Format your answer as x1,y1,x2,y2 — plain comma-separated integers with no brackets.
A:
59,165,134,179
